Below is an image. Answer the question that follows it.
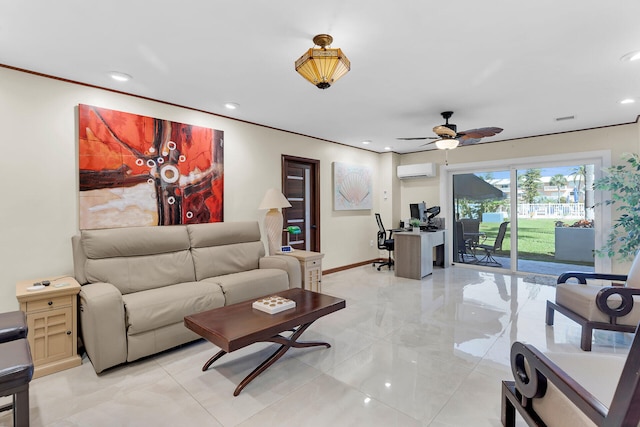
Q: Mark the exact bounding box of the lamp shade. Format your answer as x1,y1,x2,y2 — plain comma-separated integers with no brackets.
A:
259,188,291,210
295,34,350,89
435,138,460,150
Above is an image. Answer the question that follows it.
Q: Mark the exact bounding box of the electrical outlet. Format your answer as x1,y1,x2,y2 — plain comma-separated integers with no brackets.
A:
370,240,374,247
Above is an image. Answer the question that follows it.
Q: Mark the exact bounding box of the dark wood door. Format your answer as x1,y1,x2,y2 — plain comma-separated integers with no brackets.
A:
282,155,320,252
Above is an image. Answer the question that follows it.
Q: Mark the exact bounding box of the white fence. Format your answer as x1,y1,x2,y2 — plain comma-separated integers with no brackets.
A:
516,203,585,219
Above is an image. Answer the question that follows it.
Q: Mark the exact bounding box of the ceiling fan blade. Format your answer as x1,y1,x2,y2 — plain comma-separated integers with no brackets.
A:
458,138,482,146
457,127,503,140
456,127,503,146
419,140,437,147
396,136,438,140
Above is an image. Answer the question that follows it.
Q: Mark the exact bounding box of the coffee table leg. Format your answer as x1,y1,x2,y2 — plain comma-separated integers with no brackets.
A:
202,349,227,372
233,321,329,396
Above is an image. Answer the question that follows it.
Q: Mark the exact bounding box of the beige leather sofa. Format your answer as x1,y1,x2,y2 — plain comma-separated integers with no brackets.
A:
72,221,301,373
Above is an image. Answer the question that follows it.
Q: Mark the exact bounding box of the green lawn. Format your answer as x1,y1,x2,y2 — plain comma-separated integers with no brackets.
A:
478,219,592,265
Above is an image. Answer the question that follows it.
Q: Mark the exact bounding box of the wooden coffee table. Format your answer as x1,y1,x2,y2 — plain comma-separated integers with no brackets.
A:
184,288,345,396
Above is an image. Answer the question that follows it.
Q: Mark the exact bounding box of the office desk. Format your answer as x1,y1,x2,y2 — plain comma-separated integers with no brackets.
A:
394,230,448,280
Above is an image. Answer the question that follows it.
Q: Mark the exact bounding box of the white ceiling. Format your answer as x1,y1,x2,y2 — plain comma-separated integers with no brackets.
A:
2,1,639,154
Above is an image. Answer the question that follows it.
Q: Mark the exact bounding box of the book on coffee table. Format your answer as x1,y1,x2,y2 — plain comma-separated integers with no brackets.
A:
252,295,296,314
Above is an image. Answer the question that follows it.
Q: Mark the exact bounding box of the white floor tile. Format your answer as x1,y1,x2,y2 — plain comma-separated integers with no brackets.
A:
4,264,630,426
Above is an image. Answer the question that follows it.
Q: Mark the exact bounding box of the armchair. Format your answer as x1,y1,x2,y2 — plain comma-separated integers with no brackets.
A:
546,252,640,351
455,220,477,264
502,322,640,426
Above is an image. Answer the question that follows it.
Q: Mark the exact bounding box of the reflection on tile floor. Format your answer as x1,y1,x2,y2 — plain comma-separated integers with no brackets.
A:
1,265,631,426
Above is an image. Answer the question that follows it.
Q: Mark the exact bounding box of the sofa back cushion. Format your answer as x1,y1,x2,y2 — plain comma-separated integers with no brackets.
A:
81,225,195,294
187,222,265,281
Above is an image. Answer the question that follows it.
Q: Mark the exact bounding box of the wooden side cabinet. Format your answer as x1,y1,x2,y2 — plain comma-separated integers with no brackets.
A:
278,250,324,292
16,276,82,378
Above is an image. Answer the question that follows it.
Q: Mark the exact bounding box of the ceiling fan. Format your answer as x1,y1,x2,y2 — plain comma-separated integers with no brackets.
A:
397,111,503,150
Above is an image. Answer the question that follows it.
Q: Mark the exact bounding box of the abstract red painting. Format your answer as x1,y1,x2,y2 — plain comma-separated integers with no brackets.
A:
78,104,223,229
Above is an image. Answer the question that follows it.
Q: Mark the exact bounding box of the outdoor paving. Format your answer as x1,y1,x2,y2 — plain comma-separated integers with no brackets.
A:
460,256,594,278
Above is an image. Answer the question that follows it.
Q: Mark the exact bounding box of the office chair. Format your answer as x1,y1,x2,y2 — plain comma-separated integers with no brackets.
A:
372,213,394,270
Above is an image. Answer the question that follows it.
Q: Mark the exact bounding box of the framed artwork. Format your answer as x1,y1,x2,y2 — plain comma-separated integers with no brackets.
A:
333,162,372,210
78,104,224,229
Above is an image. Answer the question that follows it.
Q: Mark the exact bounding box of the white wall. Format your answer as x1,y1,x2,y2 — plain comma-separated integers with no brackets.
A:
0,67,381,312
2,65,639,312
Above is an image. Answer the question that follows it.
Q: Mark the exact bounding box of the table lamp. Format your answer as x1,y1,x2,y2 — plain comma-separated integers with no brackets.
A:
258,188,292,255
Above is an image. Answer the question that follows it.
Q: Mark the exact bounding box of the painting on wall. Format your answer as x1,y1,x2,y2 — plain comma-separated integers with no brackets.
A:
333,162,372,210
78,104,224,229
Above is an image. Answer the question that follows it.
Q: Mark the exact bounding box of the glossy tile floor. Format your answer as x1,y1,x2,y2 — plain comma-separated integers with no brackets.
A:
1,265,632,426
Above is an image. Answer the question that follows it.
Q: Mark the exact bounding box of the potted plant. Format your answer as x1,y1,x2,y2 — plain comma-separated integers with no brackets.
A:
593,152,640,261
409,218,421,232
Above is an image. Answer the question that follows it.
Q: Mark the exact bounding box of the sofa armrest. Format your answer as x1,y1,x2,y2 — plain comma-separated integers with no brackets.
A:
260,255,301,289
557,271,628,285
79,282,127,373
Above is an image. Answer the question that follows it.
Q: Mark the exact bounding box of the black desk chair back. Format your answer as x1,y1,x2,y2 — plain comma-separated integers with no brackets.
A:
372,213,395,271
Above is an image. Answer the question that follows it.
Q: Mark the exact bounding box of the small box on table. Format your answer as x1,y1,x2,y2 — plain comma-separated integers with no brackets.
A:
252,296,296,314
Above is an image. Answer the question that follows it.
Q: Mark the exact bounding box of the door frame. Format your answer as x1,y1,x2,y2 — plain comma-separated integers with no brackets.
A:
439,150,611,273
281,155,321,252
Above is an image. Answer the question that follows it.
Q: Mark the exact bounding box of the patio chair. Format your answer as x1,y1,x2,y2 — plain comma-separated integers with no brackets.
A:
502,321,640,427
455,220,477,264
546,251,640,351
460,218,483,246
475,221,509,266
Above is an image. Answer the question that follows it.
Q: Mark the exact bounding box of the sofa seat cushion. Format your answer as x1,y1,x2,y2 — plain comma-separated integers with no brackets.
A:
207,269,289,305
556,283,640,326
122,282,225,335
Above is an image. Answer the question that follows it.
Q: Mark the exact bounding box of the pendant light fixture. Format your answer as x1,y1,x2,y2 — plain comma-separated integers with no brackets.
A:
295,34,350,89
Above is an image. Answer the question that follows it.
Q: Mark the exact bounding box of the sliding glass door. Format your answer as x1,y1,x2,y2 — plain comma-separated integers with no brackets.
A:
453,171,510,268
514,164,595,274
446,152,607,275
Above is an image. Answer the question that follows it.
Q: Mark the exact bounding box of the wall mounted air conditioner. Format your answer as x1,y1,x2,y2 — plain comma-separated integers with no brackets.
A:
397,163,436,179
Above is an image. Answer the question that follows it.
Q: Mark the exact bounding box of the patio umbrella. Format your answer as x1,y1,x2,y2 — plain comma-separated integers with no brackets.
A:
453,174,504,201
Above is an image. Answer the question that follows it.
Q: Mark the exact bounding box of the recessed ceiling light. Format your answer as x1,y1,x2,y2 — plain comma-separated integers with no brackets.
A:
620,98,636,104
384,146,391,151
224,102,239,110
109,71,132,82
621,51,640,62
362,140,371,145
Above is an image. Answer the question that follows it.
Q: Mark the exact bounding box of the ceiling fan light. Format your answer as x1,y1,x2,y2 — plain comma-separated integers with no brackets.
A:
435,138,459,150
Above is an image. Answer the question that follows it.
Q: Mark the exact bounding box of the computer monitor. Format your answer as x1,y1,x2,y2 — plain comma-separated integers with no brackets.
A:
409,202,426,221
